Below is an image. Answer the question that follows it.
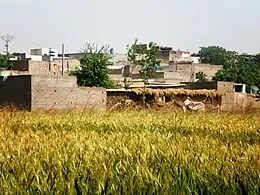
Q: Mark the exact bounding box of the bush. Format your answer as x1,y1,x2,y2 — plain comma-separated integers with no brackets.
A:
70,43,115,89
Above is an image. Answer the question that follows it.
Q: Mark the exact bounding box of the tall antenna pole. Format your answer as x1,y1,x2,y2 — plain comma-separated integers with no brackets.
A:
49,48,51,70
1,33,15,70
1,33,14,54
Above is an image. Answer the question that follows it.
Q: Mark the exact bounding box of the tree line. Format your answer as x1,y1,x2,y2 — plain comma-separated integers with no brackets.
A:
192,46,260,90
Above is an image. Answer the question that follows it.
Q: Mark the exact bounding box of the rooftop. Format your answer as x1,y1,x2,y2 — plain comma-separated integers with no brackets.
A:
107,83,186,91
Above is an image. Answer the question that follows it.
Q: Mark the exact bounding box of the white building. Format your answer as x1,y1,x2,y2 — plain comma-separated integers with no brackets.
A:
12,48,60,61
191,57,200,64
30,48,58,58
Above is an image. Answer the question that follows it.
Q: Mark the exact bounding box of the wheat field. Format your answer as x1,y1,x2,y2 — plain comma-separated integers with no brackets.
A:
0,109,259,194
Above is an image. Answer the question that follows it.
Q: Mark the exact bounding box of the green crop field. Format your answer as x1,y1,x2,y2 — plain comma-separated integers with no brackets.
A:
0,109,259,194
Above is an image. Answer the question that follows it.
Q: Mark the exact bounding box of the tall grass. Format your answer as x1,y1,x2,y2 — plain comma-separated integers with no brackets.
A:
0,109,259,194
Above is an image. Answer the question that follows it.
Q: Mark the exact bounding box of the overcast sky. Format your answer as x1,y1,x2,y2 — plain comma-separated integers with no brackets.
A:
0,0,259,54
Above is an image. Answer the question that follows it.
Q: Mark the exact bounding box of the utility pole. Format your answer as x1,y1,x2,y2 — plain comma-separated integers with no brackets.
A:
49,48,51,70
61,44,64,76
1,33,15,70
49,48,55,71
190,62,195,82
1,33,14,54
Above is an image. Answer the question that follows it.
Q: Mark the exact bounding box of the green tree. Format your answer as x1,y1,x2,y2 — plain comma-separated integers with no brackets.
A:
70,43,115,89
198,46,227,65
127,39,161,84
195,45,260,90
0,53,15,69
197,46,238,68
195,71,207,82
213,53,260,89
127,39,160,104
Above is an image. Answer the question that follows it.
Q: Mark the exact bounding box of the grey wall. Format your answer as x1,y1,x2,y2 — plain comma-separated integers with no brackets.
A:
181,81,218,90
31,75,106,110
0,75,106,110
182,81,235,92
167,63,223,82
131,72,164,79
0,75,31,109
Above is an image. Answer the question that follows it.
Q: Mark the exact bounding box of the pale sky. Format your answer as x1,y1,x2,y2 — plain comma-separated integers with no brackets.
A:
0,0,259,54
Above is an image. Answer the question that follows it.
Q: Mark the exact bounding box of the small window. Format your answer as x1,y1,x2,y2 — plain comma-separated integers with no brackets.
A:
235,85,243,92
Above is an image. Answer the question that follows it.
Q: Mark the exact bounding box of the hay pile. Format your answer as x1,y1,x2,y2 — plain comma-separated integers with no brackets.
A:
131,88,224,98
109,99,137,111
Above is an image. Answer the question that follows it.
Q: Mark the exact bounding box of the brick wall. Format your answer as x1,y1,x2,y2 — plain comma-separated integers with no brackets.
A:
31,75,106,110
217,82,235,92
131,72,164,79
14,60,29,71
221,93,235,111
156,50,170,65
29,61,60,75
14,59,80,76
108,68,123,75
53,59,80,71
194,64,223,79
181,81,235,92
182,82,218,90
123,65,131,77
247,95,260,111
221,92,248,112
220,92,260,112
0,75,106,110
167,63,223,82
28,60,80,76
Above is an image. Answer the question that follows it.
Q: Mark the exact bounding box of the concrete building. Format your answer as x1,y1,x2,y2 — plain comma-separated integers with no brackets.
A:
13,59,80,76
0,75,106,110
58,52,84,60
58,52,128,63
109,53,129,66
13,48,60,61
12,53,43,61
8,45,218,87
166,63,223,83
135,44,200,67
109,61,223,86
30,48,58,57
191,57,200,64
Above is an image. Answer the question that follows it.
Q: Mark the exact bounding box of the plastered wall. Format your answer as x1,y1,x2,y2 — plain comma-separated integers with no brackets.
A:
0,75,106,110
31,75,106,110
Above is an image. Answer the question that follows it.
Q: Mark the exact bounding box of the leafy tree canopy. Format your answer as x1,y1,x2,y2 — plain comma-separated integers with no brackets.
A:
0,53,15,69
195,71,207,82
195,46,260,89
197,46,238,68
70,43,115,89
127,39,161,104
127,38,161,84
213,54,260,88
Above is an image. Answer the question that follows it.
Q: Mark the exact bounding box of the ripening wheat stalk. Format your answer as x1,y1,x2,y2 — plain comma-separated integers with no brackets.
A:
0,109,259,194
